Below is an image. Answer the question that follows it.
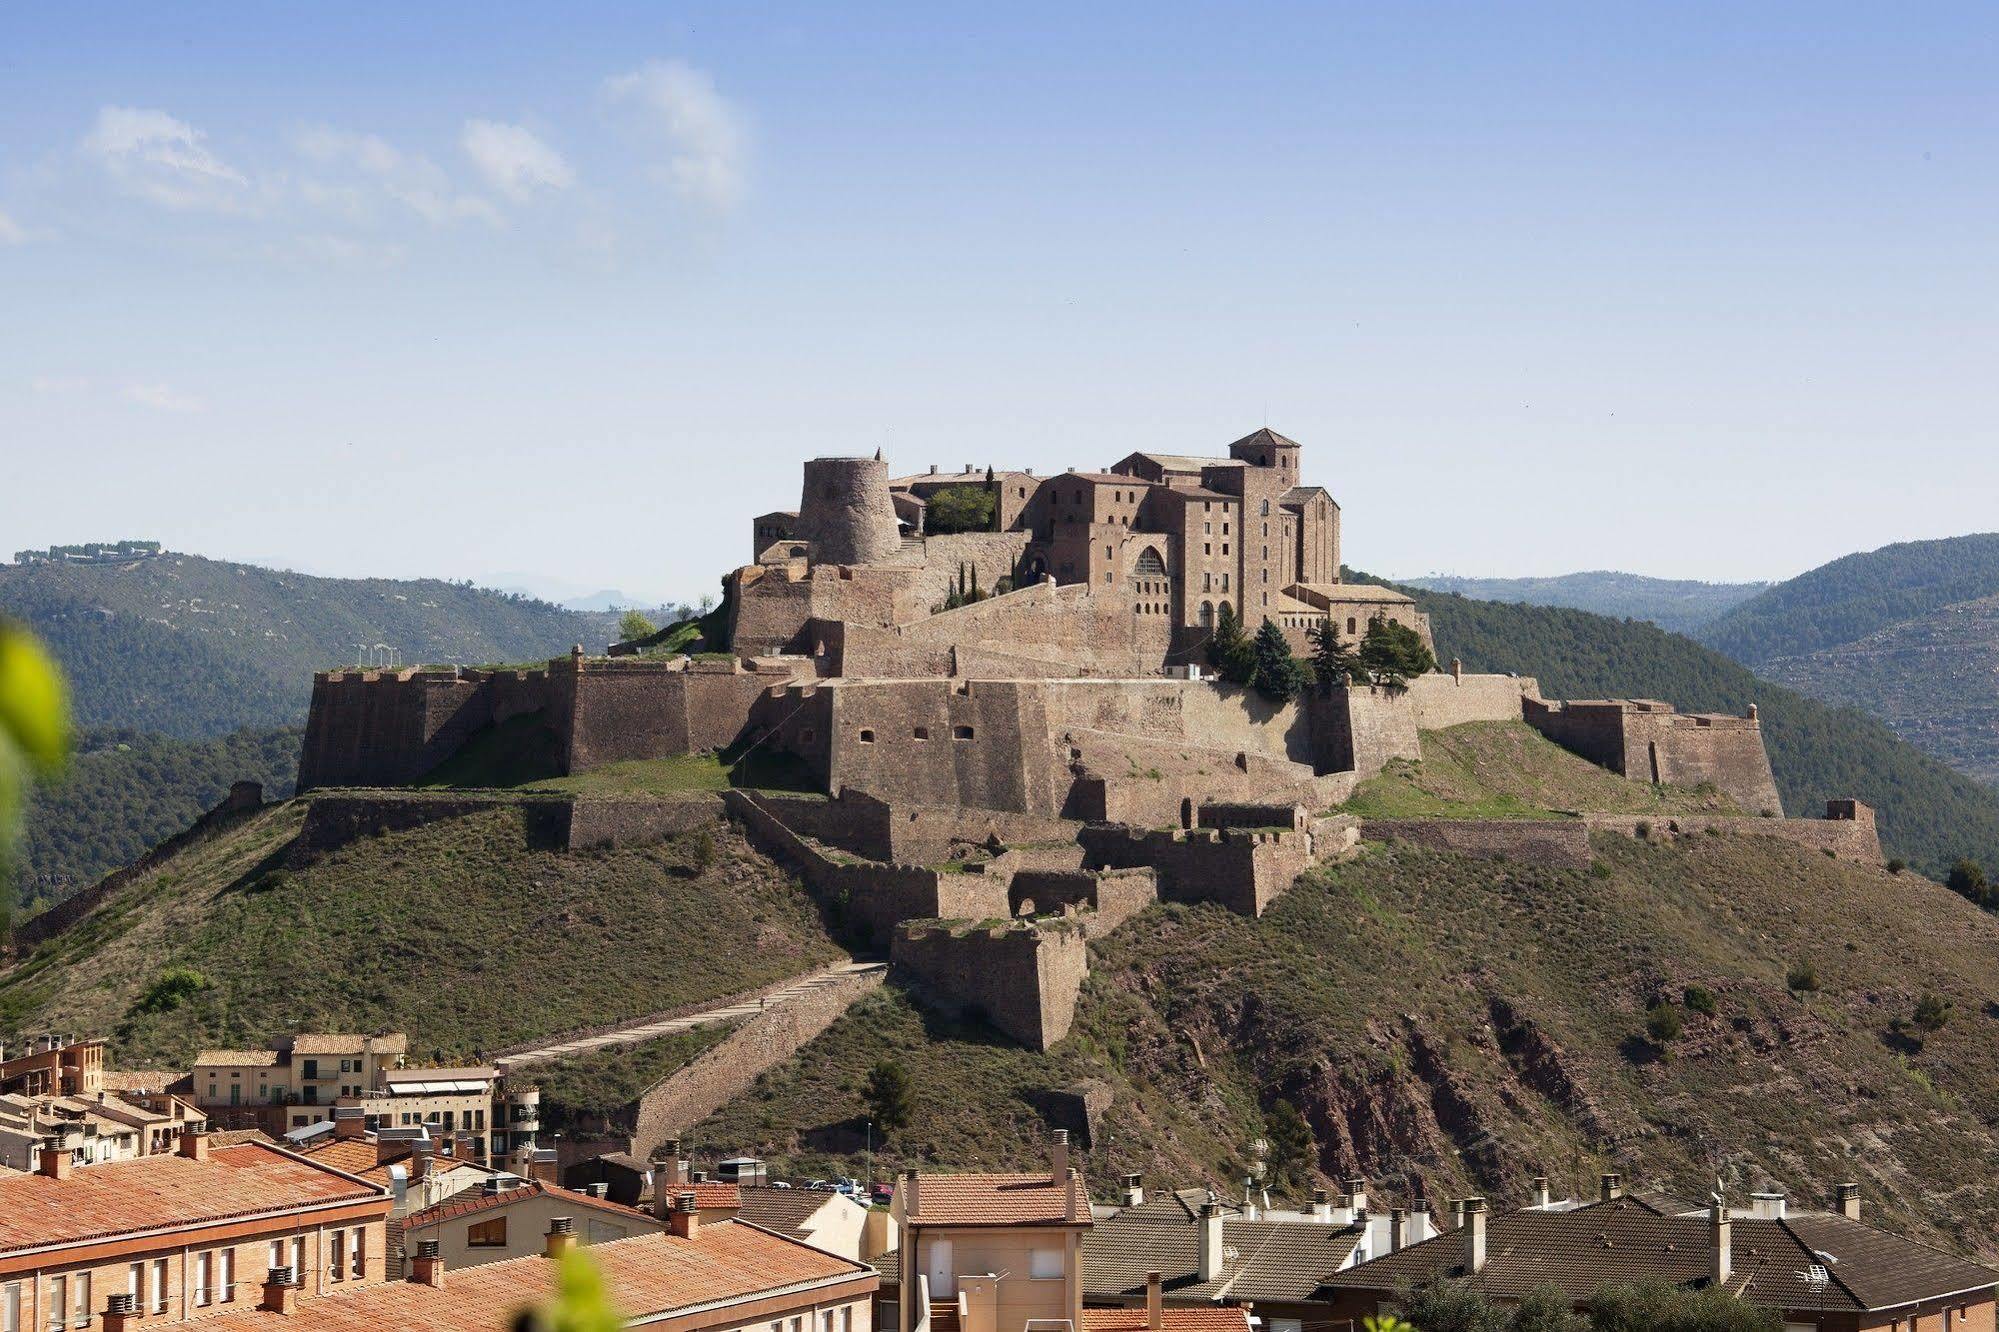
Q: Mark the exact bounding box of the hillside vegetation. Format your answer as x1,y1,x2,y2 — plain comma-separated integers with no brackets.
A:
1340,722,1738,819
0,803,839,1066
1367,576,1999,876
696,832,1999,1258
0,552,668,737
1407,572,1765,634
15,726,301,917
1698,533,1999,667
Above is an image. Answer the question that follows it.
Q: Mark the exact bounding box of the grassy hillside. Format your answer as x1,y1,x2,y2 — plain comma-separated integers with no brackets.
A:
1698,533,1999,667
0,802,840,1066
1406,572,1765,635
1339,722,1739,819
0,552,680,737
15,726,302,917
1371,578,1999,877
695,832,1999,1257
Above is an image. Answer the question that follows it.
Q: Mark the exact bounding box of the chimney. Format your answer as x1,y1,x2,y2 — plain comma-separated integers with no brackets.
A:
1464,1197,1488,1274
1411,1199,1435,1244
668,1190,701,1240
102,1293,138,1332
1145,1271,1163,1331
1531,1175,1551,1209
1711,1199,1732,1286
333,1106,366,1141
1388,1207,1407,1254
1836,1182,1862,1221
1066,1166,1080,1222
1311,1187,1333,1223
178,1128,210,1162
1750,1190,1786,1221
410,1241,444,1287
1447,1198,1464,1231
1051,1129,1069,1184
660,1137,685,1190
546,1216,577,1259
37,1143,73,1180
929,465,939,474
411,1139,433,1181
1344,1176,1368,1217
1197,1201,1224,1281
1599,1172,1623,1203
260,1266,299,1314
1122,1172,1145,1207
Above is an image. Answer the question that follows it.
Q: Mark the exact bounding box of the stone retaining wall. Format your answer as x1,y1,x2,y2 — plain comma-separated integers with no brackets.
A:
291,791,721,864
1584,805,1882,863
890,920,1090,1050
1359,819,1593,870
627,964,887,1158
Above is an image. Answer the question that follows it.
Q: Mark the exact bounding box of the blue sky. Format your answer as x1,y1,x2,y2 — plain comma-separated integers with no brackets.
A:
3,2,1994,606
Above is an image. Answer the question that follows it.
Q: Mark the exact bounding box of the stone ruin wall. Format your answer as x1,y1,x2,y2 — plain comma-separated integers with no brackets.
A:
1006,867,1159,937
1078,822,1320,917
890,920,1091,1050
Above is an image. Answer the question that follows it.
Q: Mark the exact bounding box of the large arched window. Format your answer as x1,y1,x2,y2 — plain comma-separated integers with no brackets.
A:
1134,546,1166,576
1199,601,1215,629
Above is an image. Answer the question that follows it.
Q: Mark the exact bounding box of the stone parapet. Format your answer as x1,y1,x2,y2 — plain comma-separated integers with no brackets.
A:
890,919,1089,1050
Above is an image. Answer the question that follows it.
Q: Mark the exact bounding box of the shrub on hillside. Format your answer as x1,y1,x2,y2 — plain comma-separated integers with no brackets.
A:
1914,992,1952,1032
1946,858,1997,910
1786,959,1820,993
1682,985,1717,1016
1645,1002,1683,1043
132,965,209,1015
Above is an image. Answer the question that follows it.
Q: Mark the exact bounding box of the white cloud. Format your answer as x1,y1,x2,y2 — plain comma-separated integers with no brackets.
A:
122,381,207,414
291,125,502,226
460,120,573,202
603,60,747,211
84,106,251,212
0,208,25,245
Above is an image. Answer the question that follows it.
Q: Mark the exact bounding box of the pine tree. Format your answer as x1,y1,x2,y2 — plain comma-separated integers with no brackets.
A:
1357,617,1437,686
863,1059,914,1133
1263,1099,1316,1192
1251,619,1308,699
1207,604,1253,685
1308,616,1358,689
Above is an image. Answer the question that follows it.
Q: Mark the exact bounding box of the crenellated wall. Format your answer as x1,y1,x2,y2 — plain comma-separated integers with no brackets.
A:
1523,697,1784,815
890,919,1090,1049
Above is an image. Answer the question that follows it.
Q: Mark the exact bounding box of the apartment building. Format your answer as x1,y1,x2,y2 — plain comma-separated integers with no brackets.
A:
191,1034,408,1133
148,1193,879,1332
0,1088,207,1172
0,1131,390,1332
889,1133,1250,1332
402,1179,666,1270
0,1035,105,1099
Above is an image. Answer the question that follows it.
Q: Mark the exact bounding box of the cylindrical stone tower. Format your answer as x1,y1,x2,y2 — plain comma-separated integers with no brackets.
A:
795,456,903,566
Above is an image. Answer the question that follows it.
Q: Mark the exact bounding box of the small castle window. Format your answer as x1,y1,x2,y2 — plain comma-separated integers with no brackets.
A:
913,726,930,740
801,728,816,744
858,729,876,744
953,726,975,741
1347,617,1357,634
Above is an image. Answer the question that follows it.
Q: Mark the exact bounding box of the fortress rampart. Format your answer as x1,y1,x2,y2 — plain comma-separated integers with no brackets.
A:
1523,697,1784,815
890,920,1090,1050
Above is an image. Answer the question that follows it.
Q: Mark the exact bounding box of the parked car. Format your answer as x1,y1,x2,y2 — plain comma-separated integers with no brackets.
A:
833,1178,865,1198
805,1179,834,1191
769,1180,793,1189
870,1183,895,1204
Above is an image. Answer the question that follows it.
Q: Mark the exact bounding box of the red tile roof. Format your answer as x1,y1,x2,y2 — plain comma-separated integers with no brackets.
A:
908,1172,1081,1227
1083,1309,1254,1332
404,1180,656,1232
0,1143,386,1254
185,1219,876,1331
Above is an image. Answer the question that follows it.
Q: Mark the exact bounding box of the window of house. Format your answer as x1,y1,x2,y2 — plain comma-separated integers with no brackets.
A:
1222,544,1229,555
290,1237,305,1281
1,1281,17,1332
1203,543,1211,556
151,1257,169,1313
1026,1248,1065,1280
45,1277,63,1332
953,726,975,741
1347,617,1357,634
196,1251,213,1306
221,1246,236,1302
70,1272,90,1327
469,1217,508,1247
858,729,875,744
331,1229,347,1281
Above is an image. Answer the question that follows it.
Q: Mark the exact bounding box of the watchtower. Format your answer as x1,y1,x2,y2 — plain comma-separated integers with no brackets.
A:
795,456,903,566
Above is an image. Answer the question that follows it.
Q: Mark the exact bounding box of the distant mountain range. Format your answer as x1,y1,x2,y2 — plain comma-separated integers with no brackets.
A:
1404,571,1768,634
1406,536,1999,796
0,551,690,738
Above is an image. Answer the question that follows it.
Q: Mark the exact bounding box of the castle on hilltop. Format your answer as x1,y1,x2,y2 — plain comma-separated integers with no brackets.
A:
270,427,1876,1052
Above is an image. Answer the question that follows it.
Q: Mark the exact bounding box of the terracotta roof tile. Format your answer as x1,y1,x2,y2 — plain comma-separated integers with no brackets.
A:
193,1049,282,1067
0,1143,386,1254
739,1185,841,1238
404,1180,657,1232
1083,1308,1254,1332
908,1172,1080,1227
1083,1193,1363,1304
184,1219,876,1332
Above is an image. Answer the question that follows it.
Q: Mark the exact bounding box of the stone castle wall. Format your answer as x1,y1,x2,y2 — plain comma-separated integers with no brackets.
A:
1078,823,1318,917
289,791,723,863
795,456,905,567
1360,818,1594,870
1583,802,1883,863
890,920,1090,1050
1523,698,1784,816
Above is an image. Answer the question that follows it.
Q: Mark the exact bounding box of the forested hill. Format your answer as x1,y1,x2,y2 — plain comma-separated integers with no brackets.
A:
1697,533,1999,667
1405,571,1765,634
13,726,303,918
0,552,672,737
1367,576,1999,877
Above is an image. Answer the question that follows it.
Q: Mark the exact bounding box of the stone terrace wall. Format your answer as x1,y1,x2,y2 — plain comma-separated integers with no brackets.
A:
562,797,723,850
1359,819,1593,870
885,803,1082,866
1523,698,1784,817
1079,823,1316,917
287,791,718,864
1584,806,1883,864
1401,672,1539,730
1307,684,1421,780
627,963,886,1158
890,920,1090,1050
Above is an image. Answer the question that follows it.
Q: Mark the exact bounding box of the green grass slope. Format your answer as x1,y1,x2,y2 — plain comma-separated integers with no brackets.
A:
1339,721,1739,819
1373,578,1999,876
1406,572,1766,635
695,834,1999,1258
0,803,840,1067
1698,533,1999,667
0,553,664,737
15,726,302,917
